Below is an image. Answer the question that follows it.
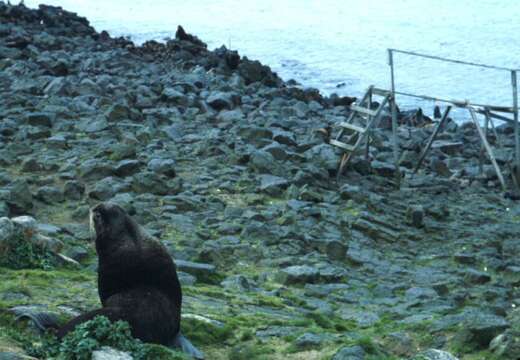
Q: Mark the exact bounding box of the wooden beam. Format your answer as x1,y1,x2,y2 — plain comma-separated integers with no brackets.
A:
468,108,507,191
413,106,452,173
512,70,520,185
389,49,400,188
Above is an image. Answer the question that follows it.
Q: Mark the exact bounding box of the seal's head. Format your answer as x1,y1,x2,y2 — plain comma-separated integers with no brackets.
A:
89,202,138,250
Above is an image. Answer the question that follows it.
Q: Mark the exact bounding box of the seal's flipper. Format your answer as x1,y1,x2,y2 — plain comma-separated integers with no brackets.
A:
10,306,60,332
56,307,125,339
171,332,204,359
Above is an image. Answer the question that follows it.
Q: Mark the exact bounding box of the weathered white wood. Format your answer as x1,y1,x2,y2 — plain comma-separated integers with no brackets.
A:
468,108,506,191
339,122,366,133
371,87,390,96
349,105,378,117
413,106,452,173
329,139,355,152
389,49,400,187
512,70,520,183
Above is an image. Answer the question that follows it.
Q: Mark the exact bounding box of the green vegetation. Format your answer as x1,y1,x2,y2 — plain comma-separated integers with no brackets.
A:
0,230,56,270
27,315,189,360
228,343,275,360
181,316,234,346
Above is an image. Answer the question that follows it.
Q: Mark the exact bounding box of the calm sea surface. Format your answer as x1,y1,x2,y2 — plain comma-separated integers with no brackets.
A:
24,0,520,117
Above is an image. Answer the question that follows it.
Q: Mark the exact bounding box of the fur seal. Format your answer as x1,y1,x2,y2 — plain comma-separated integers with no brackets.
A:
57,202,202,358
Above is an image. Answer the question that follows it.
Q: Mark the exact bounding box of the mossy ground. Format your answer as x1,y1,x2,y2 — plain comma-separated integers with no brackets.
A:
0,263,413,359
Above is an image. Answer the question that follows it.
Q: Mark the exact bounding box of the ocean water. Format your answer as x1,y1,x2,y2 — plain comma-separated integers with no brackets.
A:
24,0,520,117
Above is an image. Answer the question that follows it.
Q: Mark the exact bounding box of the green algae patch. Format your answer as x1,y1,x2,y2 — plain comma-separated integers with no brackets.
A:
181,316,234,346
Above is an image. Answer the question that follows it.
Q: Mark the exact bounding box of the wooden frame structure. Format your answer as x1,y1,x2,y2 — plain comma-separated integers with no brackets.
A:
332,86,393,178
388,49,520,191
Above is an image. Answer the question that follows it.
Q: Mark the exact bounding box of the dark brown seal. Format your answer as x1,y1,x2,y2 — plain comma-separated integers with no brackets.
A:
57,202,182,345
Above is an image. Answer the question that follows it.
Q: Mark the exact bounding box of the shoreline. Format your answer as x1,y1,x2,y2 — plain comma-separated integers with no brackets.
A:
1,2,520,359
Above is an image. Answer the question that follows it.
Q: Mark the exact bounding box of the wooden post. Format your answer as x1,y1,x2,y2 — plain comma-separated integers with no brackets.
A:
479,109,489,175
413,106,452,173
469,108,506,191
512,70,520,184
365,88,372,159
388,49,400,187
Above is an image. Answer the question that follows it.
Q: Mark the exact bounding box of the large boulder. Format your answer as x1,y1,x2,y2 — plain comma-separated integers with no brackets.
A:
412,349,459,360
305,144,337,174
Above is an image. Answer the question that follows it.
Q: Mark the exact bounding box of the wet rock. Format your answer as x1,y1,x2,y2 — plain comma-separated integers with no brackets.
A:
405,287,437,301
431,141,463,156
161,87,187,105
91,347,133,360
44,77,71,96
332,345,365,360
63,180,85,201
489,330,520,359
175,259,215,280
0,217,15,243
147,158,176,177
258,174,289,195
23,126,51,140
175,25,206,47
178,271,197,286
238,57,278,86
272,129,297,146
238,126,273,147
221,274,254,292
256,326,298,340
216,45,240,69
131,172,182,195
399,150,420,168
305,144,337,173
11,216,37,232
88,177,129,201
386,331,415,357
412,349,459,360
206,91,235,111
352,217,398,242
294,332,324,350
0,202,9,218
35,186,64,204
105,103,130,122
78,159,115,180
109,144,136,161
338,308,380,327
216,108,244,122
453,252,476,265
0,350,36,359
167,193,203,212
430,157,452,177
406,205,424,228
25,112,53,128
371,160,396,177
1,180,33,214
249,149,282,175
461,312,509,348
277,265,319,285
20,158,43,172
262,143,290,161
46,134,68,149
65,245,89,262
463,268,491,285
310,238,347,261
114,159,141,177
339,184,366,202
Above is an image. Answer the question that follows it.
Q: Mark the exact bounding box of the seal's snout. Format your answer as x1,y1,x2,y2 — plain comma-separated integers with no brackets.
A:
89,205,105,240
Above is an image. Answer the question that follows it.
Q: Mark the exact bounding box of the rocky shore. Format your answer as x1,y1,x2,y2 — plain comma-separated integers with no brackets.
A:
1,2,520,359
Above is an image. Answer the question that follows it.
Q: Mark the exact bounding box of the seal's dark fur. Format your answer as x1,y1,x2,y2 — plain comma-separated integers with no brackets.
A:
57,203,182,345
